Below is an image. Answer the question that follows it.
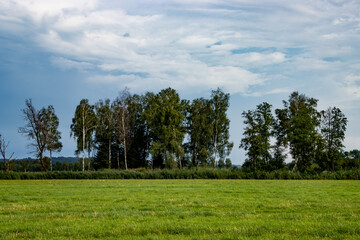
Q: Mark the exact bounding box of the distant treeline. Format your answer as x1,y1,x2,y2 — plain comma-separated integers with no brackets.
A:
1,88,359,174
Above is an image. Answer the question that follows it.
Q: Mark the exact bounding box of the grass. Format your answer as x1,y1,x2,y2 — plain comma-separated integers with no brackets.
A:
0,180,359,239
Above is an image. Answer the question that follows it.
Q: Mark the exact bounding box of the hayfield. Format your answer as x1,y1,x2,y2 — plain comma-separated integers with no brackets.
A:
0,180,359,239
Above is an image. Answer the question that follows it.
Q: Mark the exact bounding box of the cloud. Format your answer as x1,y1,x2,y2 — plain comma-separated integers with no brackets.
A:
0,0,360,99
51,57,94,71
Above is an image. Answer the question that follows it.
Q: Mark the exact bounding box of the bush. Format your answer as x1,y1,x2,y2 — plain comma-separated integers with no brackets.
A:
0,168,359,180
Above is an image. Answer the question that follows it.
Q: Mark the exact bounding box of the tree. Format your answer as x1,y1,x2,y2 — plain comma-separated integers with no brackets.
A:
320,107,347,171
126,93,151,168
209,88,233,168
113,88,132,170
94,99,114,169
187,98,212,166
145,88,187,169
0,134,15,171
275,92,320,172
42,105,62,171
240,102,274,170
19,99,50,171
71,99,97,171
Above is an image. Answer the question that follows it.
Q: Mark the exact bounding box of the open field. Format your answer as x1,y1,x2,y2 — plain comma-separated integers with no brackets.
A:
0,180,359,239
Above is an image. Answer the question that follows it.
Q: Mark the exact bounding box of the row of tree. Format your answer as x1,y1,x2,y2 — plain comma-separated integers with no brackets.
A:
2,88,356,172
240,92,348,172
70,88,233,171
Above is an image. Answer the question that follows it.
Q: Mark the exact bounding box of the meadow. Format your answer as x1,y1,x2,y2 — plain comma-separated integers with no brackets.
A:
0,180,359,239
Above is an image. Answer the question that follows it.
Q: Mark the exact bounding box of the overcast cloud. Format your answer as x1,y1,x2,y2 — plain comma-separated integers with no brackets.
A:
0,0,359,162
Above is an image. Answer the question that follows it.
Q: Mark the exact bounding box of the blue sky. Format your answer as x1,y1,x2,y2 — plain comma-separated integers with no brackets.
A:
0,0,359,164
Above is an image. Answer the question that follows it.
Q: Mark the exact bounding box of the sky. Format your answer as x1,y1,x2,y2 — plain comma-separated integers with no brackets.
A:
0,0,359,165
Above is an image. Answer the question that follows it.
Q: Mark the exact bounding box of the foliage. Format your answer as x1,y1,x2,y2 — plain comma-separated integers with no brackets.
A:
18,99,62,172
71,99,97,171
320,107,347,171
145,88,187,169
275,92,320,171
186,98,212,167
209,88,233,167
240,102,275,171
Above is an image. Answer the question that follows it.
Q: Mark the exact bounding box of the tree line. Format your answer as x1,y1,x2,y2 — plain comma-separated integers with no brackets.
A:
1,88,359,173
240,92,353,172
70,87,233,171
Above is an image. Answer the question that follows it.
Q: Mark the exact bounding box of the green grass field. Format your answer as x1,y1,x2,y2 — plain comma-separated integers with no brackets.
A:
0,180,359,239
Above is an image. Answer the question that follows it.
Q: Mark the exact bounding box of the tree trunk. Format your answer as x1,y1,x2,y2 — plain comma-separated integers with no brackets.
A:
82,128,85,172
50,149,52,172
213,141,217,168
293,156,298,172
82,113,85,172
117,151,120,169
39,151,47,172
88,148,91,171
122,108,128,170
108,139,111,169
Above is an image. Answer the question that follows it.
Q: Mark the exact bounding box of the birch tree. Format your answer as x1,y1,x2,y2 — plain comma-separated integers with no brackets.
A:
209,88,233,168
113,88,131,170
71,99,97,172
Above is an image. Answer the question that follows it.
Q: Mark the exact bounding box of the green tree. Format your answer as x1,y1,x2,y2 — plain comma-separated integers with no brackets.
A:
240,102,274,170
320,107,347,171
145,88,187,169
70,99,97,171
275,92,320,172
19,99,50,171
209,88,233,168
127,93,151,168
94,99,114,169
42,105,62,171
113,88,132,170
187,98,212,166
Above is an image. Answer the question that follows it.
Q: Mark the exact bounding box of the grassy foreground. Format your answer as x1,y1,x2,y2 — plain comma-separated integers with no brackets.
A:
0,180,359,239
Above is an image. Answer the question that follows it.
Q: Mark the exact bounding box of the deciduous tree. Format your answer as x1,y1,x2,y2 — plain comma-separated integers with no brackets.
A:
19,99,50,171
0,134,15,171
71,99,97,171
42,105,62,171
209,88,233,168
320,107,347,171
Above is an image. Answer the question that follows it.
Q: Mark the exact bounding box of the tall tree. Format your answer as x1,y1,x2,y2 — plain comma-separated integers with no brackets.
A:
71,99,97,172
19,99,49,171
0,134,15,171
127,93,152,168
95,99,114,169
320,107,347,171
275,92,320,171
240,102,274,170
42,105,62,171
145,88,187,169
209,88,233,168
187,98,212,166
113,88,132,170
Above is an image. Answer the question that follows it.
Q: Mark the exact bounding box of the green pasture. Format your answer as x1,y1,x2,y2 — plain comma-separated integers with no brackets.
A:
0,180,359,239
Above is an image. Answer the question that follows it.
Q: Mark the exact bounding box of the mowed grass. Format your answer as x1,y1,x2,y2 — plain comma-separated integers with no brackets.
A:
0,180,359,239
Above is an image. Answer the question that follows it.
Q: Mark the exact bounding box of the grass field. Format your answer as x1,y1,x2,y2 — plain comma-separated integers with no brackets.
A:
0,180,359,239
